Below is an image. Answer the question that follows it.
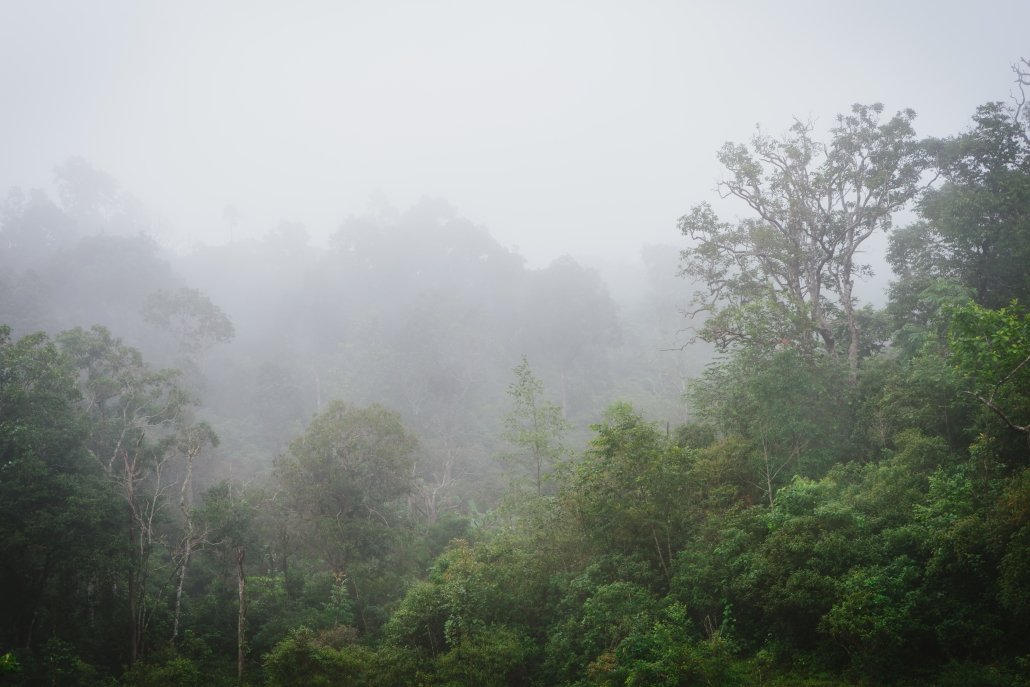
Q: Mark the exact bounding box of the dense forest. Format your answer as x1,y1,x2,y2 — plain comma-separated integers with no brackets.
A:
2,62,1030,686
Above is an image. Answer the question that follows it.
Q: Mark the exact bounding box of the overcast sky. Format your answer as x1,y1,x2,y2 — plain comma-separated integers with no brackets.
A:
2,0,1028,273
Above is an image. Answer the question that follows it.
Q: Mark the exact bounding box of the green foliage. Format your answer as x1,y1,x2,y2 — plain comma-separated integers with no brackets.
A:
823,557,925,672
238,571,357,661
935,660,1030,687
277,401,416,528
680,103,928,375
433,625,534,687
544,580,659,682
8,80,1030,687
690,348,854,502
386,533,554,653
52,325,222,667
544,570,748,687
0,327,126,670
56,324,191,450
502,356,568,495
673,422,717,450
861,347,976,453
263,626,374,687
891,102,1030,311
272,401,421,636
0,652,19,677
562,403,692,575
382,579,449,654
121,652,204,687
275,400,417,571
33,639,114,687
948,300,1030,449
198,481,254,549
606,605,744,687
996,468,1030,625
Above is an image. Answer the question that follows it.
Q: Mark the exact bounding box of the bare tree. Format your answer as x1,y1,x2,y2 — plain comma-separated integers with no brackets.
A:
170,422,219,645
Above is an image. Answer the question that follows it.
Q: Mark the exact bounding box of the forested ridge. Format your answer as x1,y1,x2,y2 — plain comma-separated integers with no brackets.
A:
2,67,1030,687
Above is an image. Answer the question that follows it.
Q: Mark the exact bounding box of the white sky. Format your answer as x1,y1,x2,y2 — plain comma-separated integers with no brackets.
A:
2,0,1028,272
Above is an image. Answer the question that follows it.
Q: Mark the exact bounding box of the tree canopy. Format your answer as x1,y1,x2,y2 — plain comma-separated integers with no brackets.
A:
3,65,1030,687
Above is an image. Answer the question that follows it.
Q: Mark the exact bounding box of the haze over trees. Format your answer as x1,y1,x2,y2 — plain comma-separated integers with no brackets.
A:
2,53,1030,687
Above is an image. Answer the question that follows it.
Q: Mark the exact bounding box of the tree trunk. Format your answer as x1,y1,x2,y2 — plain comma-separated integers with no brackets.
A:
173,437,200,645
235,545,246,682
839,248,861,384
762,437,776,509
281,538,290,599
171,544,191,644
127,510,139,664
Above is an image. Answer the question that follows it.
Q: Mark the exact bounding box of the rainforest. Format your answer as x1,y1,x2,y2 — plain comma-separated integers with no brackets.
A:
2,7,1030,686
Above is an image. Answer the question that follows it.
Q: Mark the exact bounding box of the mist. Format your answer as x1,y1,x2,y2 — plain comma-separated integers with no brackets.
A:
3,2,1030,684
3,1,1025,270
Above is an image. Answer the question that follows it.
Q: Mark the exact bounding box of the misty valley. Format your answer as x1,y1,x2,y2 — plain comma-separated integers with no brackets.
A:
3,42,1030,687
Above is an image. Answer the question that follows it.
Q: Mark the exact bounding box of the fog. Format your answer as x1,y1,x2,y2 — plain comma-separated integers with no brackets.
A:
3,1,1027,268
5,4,1030,681
2,1,1029,480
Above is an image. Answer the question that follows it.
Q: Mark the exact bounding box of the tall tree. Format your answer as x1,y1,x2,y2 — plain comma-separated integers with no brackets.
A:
0,327,122,660
889,100,1030,314
502,357,568,496
275,401,418,631
562,403,691,579
142,287,235,359
680,103,929,381
198,481,255,682
57,326,190,663
169,420,219,645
